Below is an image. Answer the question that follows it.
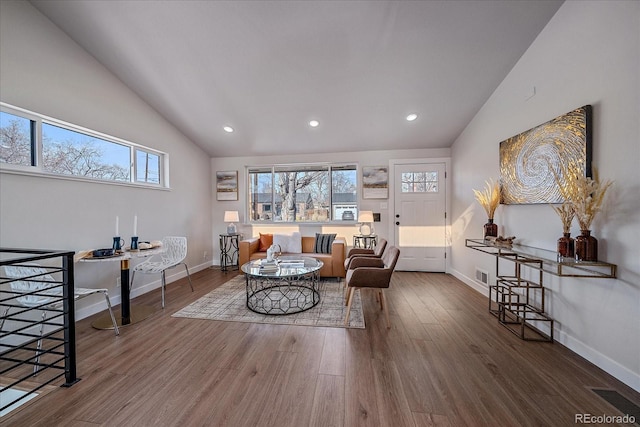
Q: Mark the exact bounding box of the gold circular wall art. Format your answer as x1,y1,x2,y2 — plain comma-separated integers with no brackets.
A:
499,106,589,205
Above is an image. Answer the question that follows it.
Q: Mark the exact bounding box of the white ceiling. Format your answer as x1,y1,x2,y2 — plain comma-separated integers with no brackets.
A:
30,0,563,158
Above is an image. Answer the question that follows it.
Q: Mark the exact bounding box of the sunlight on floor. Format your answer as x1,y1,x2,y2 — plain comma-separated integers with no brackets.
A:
0,388,39,417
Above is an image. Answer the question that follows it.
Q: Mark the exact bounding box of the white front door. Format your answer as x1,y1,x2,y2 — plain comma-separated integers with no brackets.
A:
393,162,447,271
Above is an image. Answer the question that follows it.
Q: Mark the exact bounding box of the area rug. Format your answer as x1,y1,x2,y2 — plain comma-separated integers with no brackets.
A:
172,276,365,329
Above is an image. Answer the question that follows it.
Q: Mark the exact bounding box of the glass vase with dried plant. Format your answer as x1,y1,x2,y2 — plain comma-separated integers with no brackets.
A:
555,164,612,262
552,201,575,261
473,179,500,239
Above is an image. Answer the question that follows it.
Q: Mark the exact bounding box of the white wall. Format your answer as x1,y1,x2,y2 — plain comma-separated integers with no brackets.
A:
211,147,450,258
450,1,639,391
0,1,213,319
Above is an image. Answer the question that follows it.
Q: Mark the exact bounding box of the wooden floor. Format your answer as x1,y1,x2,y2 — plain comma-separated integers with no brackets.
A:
4,269,639,426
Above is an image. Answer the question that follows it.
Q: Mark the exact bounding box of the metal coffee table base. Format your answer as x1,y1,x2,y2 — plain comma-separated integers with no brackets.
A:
245,272,321,315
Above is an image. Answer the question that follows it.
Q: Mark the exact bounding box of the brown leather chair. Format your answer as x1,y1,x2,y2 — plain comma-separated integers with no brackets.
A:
343,238,387,270
344,246,400,329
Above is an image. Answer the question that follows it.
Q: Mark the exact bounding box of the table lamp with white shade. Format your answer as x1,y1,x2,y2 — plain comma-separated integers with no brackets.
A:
358,211,374,236
224,210,240,234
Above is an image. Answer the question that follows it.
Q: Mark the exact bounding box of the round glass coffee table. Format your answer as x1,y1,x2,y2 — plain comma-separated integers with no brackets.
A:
241,256,323,315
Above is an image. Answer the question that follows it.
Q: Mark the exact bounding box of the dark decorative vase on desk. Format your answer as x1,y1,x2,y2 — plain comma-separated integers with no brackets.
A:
557,232,574,261
575,230,597,261
484,219,498,239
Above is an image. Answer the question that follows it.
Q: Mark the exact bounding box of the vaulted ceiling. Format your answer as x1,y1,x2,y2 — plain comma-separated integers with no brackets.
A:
30,0,563,157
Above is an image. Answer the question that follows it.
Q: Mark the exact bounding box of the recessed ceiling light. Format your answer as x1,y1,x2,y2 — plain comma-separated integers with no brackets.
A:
406,113,418,122
223,126,234,133
309,120,319,128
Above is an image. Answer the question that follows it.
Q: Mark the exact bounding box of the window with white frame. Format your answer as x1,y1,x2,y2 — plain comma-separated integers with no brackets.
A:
0,103,167,187
135,149,161,184
248,164,357,222
0,110,34,167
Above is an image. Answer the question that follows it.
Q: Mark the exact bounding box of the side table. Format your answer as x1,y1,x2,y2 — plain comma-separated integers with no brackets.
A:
220,233,240,271
353,234,378,249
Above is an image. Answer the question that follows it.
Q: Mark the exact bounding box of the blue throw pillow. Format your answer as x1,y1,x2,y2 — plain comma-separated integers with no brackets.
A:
314,233,337,254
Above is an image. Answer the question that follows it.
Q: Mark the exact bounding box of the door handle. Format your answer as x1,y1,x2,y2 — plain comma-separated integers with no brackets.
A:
395,214,400,218
395,221,400,226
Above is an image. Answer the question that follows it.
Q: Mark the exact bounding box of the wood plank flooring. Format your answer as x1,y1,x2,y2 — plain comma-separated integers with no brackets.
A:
3,269,638,426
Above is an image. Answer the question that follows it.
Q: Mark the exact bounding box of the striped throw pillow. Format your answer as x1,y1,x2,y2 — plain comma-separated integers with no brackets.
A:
314,233,337,254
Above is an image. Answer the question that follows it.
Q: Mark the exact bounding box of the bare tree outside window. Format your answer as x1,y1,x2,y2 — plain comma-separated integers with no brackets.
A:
249,165,357,222
0,113,32,166
42,123,130,181
276,171,325,221
42,139,130,181
332,170,357,194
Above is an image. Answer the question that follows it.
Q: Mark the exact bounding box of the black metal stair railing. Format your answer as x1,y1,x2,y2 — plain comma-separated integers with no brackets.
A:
0,248,78,416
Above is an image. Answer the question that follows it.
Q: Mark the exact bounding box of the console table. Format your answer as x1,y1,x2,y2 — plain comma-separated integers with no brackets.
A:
220,233,240,272
465,239,616,342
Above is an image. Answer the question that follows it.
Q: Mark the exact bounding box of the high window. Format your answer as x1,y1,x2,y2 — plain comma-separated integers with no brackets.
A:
0,111,35,167
1,103,166,187
135,149,161,184
248,164,357,222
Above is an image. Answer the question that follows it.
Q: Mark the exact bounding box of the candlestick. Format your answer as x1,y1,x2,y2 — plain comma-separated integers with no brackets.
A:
115,216,119,236
133,215,138,236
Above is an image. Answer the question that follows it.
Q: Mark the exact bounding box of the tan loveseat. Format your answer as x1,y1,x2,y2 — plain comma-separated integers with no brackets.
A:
239,236,347,278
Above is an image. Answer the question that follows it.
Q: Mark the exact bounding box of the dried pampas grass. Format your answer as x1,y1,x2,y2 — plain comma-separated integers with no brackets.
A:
552,201,575,233
473,179,500,219
554,162,612,231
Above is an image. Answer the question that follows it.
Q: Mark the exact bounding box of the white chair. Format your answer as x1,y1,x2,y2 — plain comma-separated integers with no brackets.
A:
1,264,119,375
130,236,193,308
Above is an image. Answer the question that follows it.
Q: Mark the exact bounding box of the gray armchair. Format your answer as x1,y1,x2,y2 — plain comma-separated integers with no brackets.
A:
344,245,400,328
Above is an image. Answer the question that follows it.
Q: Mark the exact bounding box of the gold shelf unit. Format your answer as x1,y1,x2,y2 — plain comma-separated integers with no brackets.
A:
465,239,617,342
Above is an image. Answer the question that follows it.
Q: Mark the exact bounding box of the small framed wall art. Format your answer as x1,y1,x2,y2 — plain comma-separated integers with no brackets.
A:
362,166,389,199
500,105,592,204
216,170,238,201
